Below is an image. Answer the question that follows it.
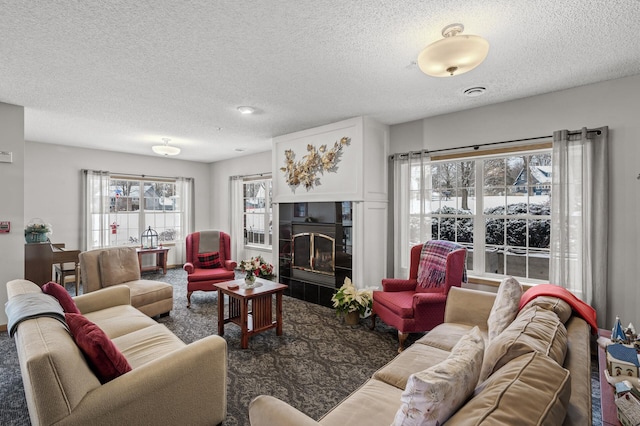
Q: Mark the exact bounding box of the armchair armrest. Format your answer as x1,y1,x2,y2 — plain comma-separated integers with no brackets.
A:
413,292,448,309
66,335,228,425
249,395,319,426
381,278,417,292
183,262,195,274
224,260,237,271
73,285,131,314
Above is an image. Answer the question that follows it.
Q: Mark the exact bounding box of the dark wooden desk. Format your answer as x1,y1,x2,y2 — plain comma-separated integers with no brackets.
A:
24,243,80,287
215,278,287,349
599,329,622,426
136,247,169,274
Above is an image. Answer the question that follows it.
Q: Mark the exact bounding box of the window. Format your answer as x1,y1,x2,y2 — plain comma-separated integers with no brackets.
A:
243,178,272,248
84,171,192,251
403,147,551,282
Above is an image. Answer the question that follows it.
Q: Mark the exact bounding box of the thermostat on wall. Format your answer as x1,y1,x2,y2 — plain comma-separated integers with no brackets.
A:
0,221,10,233
0,151,12,163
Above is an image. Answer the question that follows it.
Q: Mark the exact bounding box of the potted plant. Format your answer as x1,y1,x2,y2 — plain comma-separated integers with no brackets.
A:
24,219,52,243
331,278,372,325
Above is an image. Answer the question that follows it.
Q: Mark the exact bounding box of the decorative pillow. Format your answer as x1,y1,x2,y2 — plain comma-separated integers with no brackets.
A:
487,276,523,342
521,295,572,323
447,352,571,425
65,313,132,383
42,281,81,314
479,305,567,382
393,326,484,426
98,248,140,287
198,251,221,268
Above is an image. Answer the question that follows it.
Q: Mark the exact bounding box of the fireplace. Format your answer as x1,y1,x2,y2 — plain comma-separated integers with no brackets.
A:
278,202,352,307
292,232,335,275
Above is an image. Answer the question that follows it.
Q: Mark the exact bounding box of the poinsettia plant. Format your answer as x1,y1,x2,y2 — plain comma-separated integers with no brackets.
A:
331,278,372,317
239,255,275,279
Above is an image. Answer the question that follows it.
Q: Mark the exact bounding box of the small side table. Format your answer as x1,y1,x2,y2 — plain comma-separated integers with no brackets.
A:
598,328,622,426
136,247,169,274
215,278,287,349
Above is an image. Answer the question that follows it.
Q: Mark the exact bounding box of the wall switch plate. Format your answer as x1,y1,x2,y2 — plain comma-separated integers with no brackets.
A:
0,151,13,163
0,221,10,233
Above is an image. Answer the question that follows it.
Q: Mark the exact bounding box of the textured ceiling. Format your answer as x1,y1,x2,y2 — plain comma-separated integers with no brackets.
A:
1,0,639,162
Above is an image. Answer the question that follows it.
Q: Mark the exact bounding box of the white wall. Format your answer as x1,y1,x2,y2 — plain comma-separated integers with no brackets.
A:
0,102,25,326
389,74,640,329
23,141,212,265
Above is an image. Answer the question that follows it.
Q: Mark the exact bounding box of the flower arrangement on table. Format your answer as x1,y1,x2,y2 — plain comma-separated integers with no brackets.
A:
24,220,52,243
331,277,373,318
238,255,275,282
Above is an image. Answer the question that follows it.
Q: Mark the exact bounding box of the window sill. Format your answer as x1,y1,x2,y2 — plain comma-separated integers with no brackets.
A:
244,245,272,253
467,274,545,291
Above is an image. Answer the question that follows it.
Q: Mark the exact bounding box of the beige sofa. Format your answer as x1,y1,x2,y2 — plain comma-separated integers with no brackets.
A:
79,246,173,317
7,279,227,426
249,286,592,425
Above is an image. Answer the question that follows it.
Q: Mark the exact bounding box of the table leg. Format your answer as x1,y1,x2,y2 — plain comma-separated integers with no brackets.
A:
217,289,224,336
276,291,283,336
161,251,167,274
240,298,249,349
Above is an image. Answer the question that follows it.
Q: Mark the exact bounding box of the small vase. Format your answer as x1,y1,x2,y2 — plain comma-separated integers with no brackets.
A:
345,311,360,326
244,274,256,287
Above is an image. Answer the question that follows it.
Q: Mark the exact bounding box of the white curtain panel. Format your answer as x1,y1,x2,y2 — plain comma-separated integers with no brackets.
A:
81,169,110,251
550,127,608,327
175,177,194,264
392,152,432,278
229,176,244,262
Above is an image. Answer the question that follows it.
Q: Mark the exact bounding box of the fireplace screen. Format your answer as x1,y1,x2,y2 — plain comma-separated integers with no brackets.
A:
292,232,335,275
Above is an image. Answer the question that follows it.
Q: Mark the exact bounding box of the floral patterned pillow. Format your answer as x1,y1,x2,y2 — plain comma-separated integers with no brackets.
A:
393,326,484,426
487,276,523,342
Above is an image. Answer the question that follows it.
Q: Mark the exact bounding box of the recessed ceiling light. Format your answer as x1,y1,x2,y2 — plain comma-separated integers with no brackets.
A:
463,86,487,97
237,106,256,114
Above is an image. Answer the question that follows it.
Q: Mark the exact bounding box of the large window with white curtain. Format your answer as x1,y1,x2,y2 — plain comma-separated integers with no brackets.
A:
83,171,193,257
243,178,272,248
395,146,552,282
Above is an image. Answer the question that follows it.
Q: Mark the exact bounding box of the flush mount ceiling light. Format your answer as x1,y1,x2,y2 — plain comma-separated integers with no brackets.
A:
417,23,489,77
237,106,256,114
152,138,180,156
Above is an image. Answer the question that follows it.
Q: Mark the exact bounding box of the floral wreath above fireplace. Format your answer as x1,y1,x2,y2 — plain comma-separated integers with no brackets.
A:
280,136,351,191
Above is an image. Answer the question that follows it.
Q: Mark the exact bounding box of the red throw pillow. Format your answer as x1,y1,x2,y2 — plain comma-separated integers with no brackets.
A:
42,281,81,314
198,251,221,268
65,313,132,383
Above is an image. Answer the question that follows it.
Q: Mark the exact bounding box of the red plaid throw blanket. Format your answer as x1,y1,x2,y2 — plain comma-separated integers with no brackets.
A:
417,240,467,288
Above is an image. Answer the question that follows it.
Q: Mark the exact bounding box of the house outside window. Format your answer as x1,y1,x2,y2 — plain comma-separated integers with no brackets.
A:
413,149,551,281
243,178,272,248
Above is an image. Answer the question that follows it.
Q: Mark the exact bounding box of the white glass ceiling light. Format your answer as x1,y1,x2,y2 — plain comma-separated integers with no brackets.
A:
237,106,256,114
152,138,180,156
418,23,489,77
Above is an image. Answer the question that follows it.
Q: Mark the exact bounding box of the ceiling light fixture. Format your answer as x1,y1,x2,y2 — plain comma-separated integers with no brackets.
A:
152,138,180,156
417,23,489,77
237,106,256,114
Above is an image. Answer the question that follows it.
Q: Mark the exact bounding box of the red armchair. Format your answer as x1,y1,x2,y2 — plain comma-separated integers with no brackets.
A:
183,230,237,308
370,241,467,352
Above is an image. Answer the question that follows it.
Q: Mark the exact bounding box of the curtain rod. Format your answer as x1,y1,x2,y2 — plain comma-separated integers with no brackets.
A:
230,172,272,180
389,128,602,159
82,169,192,180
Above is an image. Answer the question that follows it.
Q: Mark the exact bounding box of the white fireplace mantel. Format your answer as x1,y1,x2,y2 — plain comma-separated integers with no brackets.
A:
272,116,389,290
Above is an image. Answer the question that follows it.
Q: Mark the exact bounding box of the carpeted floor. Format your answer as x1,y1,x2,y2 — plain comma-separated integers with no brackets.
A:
1,269,602,425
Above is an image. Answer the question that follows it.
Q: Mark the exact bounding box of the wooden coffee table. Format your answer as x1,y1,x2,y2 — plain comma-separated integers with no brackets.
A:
215,278,287,349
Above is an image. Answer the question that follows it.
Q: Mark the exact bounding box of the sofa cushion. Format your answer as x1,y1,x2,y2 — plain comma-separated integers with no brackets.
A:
374,342,450,390
392,327,484,426
487,276,522,342
198,251,222,268
65,313,132,383
446,352,571,425
42,281,81,313
521,295,572,323
99,248,140,286
480,305,567,382
126,279,173,310
416,323,484,353
112,323,186,369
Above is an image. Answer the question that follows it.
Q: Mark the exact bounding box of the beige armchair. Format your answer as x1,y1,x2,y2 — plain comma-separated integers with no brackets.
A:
79,246,173,317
